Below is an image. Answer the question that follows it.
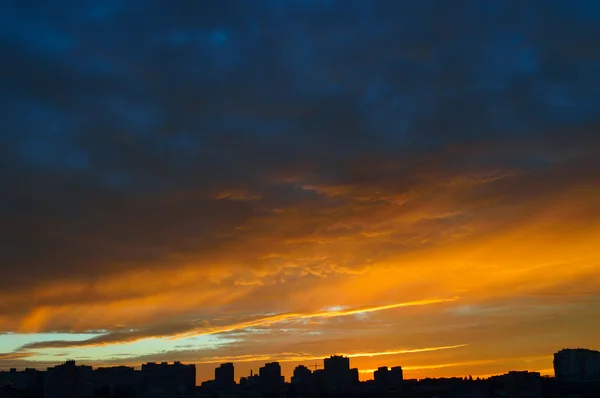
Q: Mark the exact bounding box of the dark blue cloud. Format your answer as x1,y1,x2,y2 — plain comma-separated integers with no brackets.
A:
1,0,599,297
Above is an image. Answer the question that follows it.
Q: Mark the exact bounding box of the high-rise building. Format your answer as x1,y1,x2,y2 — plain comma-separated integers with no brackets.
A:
554,348,600,383
373,366,406,392
323,355,358,391
141,361,196,393
94,366,139,395
324,355,350,374
259,362,284,390
313,369,326,390
374,366,390,388
0,368,44,393
291,365,312,386
390,366,403,382
489,371,541,397
45,361,94,398
239,369,260,388
214,363,235,387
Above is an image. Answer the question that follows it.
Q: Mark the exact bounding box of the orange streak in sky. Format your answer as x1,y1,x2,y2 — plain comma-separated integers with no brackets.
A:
343,344,468,358
169,344,467,365
358,359,497,373
16,297,457,350
177,297,458,339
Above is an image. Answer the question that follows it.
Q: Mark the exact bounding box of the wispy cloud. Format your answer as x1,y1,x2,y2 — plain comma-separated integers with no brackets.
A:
19,297,457,350
402,360,498,371
178,297,459,338
343,344,468,358
0,352,35,360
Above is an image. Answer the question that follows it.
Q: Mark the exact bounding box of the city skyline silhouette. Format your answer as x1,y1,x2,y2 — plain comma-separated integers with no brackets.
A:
2,348,600,398
3,348,600,382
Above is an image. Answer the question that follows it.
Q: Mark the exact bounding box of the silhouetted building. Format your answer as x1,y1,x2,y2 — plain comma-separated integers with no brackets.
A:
214,363,235,388
323,355,358,391
0,368,44,394
374,366,388,384
313,369,325,391
45,361,94,398
390,366,403,380
349,368,359,386
291,365,311,386
290,365,316,393
94,366,139,396
239,369,260,389
0,384,29,398
374,366,404,391
489,371,542,397
259,362,284,391
554,348,600,383
141,361,195,394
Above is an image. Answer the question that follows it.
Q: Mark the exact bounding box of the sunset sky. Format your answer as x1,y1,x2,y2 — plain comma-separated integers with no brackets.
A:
1,0,600,384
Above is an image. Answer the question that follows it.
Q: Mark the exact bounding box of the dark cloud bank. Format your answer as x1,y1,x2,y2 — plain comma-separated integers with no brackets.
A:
1,1,599,322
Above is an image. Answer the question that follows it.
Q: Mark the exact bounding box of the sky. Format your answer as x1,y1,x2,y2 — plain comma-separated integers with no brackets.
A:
1,0,600,384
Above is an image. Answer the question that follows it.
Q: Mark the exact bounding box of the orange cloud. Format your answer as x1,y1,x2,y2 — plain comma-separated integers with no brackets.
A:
3,164,600,382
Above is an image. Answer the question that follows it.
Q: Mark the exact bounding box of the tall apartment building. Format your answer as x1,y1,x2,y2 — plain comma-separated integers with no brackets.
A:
141,361,196,393
45,361,94,398
554,348,600,383
214,363,235,387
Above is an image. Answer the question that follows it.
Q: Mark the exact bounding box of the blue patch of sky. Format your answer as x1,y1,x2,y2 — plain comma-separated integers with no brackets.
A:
14,100,90,172
159,28,241,80
209,29,229,46
283,35,320,92
80,55,120,77
168,133,199,152
245,19,261,36
167,133,201,168
19,138,89,171
27,334,237,362
86,1,122,21
100,171,129,190
0,10,75,56
359,79,392,110
219,116,288,140
472,33,539,92
359,80,416,146
557,0,600,24
160,30,202,46
160,28,230,48
105,98,162,132
530,80,600,128
0,333,103,354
